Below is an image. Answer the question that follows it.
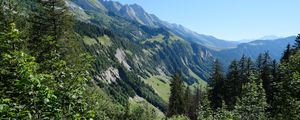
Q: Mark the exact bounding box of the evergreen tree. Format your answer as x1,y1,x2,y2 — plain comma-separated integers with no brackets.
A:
189,87,201,120
25,0,94,118
197,89,213,120
0,23,54,119
245,57,255,76
234,75,267,120
256,52,274,104
213,102,233,120
183,86,192,117
208,59,226,110
167,73,185,117
294,34,300,50
272,50,300,119
224,60,241,110
238,55,252,84
281,44,292,62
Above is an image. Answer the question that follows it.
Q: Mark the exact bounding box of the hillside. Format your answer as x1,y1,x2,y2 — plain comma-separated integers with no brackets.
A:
68,0,295,112
214,36,296,66
68,0,215,112
1,0,299,119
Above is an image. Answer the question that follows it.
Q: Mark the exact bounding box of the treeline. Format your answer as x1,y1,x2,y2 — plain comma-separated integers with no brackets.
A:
0,1,180,119
167,35,300,120
0,0,160,119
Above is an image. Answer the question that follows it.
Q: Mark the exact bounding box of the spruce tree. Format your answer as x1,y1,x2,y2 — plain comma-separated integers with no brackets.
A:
225,60,241,110
167,73,185,117
208,59,226,110
272,49,300,119
234,75,267,120
26,0,93,118
256,52,274,104
294,34,300,50
281,44,292,62
183,86,192,117
189,87,201,120
238,55,252,84
197,89,213,120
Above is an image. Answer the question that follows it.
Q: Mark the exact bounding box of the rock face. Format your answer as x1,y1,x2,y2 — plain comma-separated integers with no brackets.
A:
96,67,120,84
115,48,131,70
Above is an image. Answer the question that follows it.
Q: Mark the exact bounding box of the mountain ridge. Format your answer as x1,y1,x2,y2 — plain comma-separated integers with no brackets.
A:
67,0,296,113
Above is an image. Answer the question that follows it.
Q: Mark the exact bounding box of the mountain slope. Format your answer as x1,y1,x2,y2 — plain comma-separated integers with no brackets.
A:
213,36,296,66
100,0,238,50
68,0,214,112
67,0,295,113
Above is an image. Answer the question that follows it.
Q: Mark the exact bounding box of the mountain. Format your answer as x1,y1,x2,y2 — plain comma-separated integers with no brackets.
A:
238,35,283,43
68,0,216,112
214,36,296,66
100,0,239,50
259,35,282,40
67,0,295,113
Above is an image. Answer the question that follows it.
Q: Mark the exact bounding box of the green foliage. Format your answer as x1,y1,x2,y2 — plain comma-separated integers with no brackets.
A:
167,115,190,120
272,50,300,119
0,23,55,119
197,90,213,120
167,73,185,117
144,75,171,102
83,83,125,120
233,76,267,120
224,60,241,110
126,101,158,120
208,59,226,110
213,105,233,120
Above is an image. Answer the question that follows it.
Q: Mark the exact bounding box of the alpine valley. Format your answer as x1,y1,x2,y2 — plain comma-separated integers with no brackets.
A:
69,0,295,112
1,0,298,119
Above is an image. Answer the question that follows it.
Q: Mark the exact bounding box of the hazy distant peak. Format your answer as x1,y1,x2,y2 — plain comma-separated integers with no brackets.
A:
258,35,282,40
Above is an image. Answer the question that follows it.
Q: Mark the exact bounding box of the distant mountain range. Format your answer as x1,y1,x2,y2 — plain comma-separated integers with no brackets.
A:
213,36,296,66
101,0,240,50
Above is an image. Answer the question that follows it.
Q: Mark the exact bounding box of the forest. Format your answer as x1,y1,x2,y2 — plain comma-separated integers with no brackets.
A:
0,0,299,120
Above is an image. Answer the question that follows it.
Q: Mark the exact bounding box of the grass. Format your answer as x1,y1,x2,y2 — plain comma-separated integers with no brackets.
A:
83,36,97,45
97,35,112,47
188,69,207,86
142,34,165,44
143,75,171,102
129,96,165,119
169,33,183,41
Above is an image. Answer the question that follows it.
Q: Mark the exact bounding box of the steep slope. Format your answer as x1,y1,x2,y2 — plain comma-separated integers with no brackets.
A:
68,0,213,112
67,0,295,113
100,0,238,50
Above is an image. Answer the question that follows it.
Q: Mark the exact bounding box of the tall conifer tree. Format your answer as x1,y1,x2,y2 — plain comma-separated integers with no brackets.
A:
208,59,226,110
167,73,185,117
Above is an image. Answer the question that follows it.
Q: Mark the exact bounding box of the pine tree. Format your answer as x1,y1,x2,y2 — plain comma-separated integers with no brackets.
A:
256,52,274,104
189,87,201,120
294,34,300,50
167,73,185,117
197,89,213,120
224,60,241,110
239,55,252,84
0,22,55,119
208,59,226,110
281,44,292,62
272,49,300,119
234,75,267,120
25,0,94,118
245,57,255,76
183,86,191,116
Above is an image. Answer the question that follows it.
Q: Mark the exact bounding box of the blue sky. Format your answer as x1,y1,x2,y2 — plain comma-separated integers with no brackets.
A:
117,0,300,41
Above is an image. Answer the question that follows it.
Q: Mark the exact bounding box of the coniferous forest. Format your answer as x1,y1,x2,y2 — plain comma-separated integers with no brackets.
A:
0,0,299,120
